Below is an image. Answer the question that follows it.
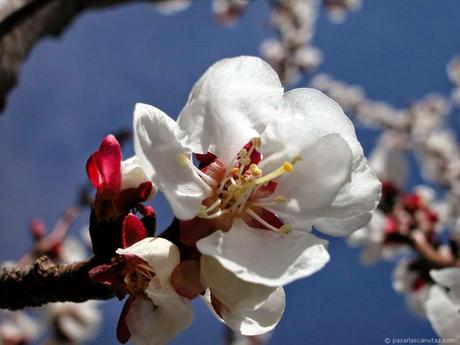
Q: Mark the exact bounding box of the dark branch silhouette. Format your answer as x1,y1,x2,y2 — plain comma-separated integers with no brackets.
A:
0,256,114,310
0,0,165,112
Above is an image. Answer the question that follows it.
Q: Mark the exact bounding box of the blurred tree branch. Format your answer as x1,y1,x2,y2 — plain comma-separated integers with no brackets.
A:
0,0,166,112
0,256,114,310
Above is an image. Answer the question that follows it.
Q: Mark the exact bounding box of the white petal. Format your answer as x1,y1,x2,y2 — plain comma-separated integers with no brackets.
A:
133,103,211,220
431,268,460,301
426,286,460,340
197,219,330,287
200,288,285,336
177,56,284,165
312,152,381,236
222,287,285,336
201,255,277,311
121,156,154,193
261,88,381,236
116,237,180,287
265,134,352,224
126,292,193,345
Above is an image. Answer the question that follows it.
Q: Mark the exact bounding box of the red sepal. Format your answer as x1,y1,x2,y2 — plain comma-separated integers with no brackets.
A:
117,295,135,344
171,260,205,299
86,152,103,189
121,214,149,249
180,215,233,246
86,135,122,193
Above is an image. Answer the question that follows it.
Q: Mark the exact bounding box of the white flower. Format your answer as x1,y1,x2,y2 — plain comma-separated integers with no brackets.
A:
392,260,430,317
425,285,460,341
134,56,381,287
48,301,101,344
116,237,193,345
430,267,460,302
369,132,407,188
0,311,40,344
347,209,386,265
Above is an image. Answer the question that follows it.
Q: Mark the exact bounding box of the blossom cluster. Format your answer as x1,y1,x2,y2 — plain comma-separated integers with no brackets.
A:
51,56,380,345
311,57,460,341
154,0,364,84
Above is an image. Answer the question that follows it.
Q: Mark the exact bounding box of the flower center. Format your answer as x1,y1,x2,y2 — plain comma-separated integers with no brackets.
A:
123,261,156,296
182,137,301,234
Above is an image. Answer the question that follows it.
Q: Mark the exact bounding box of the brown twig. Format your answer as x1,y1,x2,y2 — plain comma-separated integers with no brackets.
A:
18,206,82,267
0,256,114,310
0,0,167,111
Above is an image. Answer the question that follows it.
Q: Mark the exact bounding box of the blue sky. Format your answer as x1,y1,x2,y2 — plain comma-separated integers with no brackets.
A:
1,1,460,344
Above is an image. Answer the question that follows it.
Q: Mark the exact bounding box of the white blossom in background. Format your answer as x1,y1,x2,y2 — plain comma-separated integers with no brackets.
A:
431,268,460,301
134,56,381,288
347,209,387,265
425,285,460,341
310,73,408,129
310,74,365,113
320,55,460,343
154,0,191,15
0,310,40,345
47,301,102,344
261,0,323,83
447,57,460,86
409,93,450,141
212,0,249,24
323,0,362,24
392,260,430,318
447,56,460,106
44,237,103,344
368,132,408,188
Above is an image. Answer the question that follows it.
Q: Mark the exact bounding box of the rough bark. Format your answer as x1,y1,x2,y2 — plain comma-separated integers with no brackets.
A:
0,256,114,310
0,0,164,112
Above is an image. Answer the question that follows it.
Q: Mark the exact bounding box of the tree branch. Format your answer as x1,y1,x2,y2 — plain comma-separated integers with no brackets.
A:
0,0,166,112
0,256,114,310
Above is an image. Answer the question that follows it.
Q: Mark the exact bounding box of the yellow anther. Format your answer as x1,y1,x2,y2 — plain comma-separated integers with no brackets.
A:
249,164,263,177
279,224,292,235
239,148,248,158
274,195,287,204
252,137,262,148
283,162,293,172
176,153,190,166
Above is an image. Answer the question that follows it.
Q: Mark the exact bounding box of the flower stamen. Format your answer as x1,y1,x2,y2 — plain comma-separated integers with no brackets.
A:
255,161,294,186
